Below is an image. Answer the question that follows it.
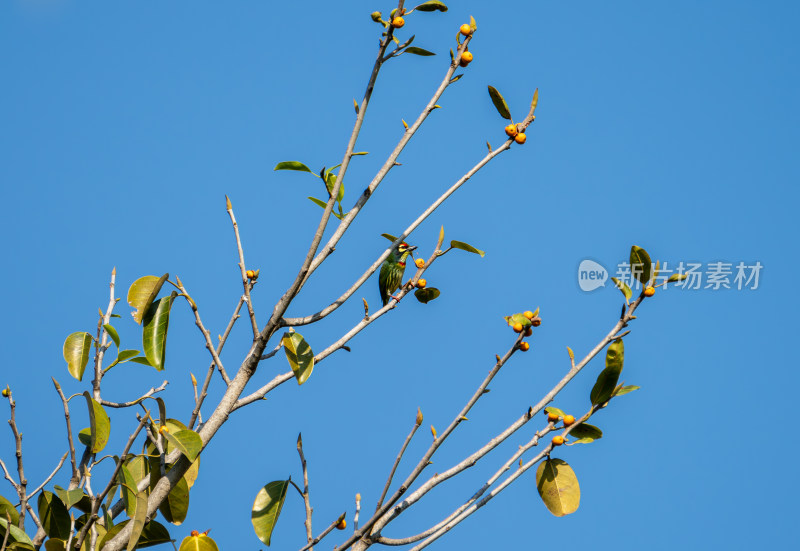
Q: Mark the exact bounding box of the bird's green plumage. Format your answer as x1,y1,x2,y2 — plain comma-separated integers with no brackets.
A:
379,243,415,305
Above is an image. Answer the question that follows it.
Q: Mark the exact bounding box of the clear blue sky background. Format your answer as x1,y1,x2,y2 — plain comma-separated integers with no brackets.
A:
2,1,798,550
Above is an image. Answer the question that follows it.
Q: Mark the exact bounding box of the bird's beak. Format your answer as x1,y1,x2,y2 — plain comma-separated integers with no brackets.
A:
408,245,417,255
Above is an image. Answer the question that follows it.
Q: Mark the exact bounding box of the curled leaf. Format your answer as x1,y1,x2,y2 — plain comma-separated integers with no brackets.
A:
273,161,314,174
488,86,512,120
413,1,448,12
450,240,485,257
63,332,92,381
282,332,314,385
127,274,168,324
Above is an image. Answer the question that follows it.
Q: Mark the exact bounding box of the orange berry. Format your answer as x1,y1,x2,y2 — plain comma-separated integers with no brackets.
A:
512,322,523,333
459,24,473,36
392,17,405,28
531,318,541,327
190,531,200,537
505,124,518,137
159,425,169,434
523,310,534,320
246,270,255,279
563,415,575,427
417,279,427,288
644,286,655,297
415,258,425,268
1,388,8,398
519,342,530,352
336,518,347,530
459,50,473,66
524,326,533,337
546,412,559,423
514,133,527,144
552,435,564,446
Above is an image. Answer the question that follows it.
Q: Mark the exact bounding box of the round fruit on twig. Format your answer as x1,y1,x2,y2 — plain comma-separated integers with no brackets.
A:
519,342,530,352
392,17,405,28
563,415,575,427
514,133,527,144
505,124,518,137
459,50,473,66
552,435,565,446
644,286,655,297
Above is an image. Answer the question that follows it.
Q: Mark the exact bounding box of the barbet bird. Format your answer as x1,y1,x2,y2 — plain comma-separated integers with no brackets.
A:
379,242,417,306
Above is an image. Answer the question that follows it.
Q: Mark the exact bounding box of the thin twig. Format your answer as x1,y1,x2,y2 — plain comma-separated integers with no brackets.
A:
6,390,27,528
176,278,231,385
26,451,68,502
189,296,246,429
375,409,422,512
298,515,345,551
226,196,259,339
52,378,79,484
93,267,118,401
100,380,169,408
297,434,313,548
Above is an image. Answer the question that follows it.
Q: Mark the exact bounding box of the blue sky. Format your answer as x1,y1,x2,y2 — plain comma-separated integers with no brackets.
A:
2,1,798,550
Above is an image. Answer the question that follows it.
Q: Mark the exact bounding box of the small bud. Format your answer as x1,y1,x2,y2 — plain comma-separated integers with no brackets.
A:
225,195,232,210
191,531,200,537
431,425,437,439
355,493,361,502
370,11,382,22
190,373,197,386
416,407,423,426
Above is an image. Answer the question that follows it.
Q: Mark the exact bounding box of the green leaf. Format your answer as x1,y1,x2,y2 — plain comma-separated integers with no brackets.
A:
251,480,289,546
53,485,84,510
179,534,219,551
118,464,138,517
282,332,314,385
488,85,512,120
544,406,565,418
536,458,580,517
160,429,202,462
103,324,120,348
629,246,653,285
404,46,436,56
614,384,640,397
414,287,441,304
129,356,153,366
568,423,603,444
323,172,344,203
78,428,91,447
142,292,176,371
668,273,688,283
450,240,485,257
590,339,625,406
0,494,20,526
611,277,632,303
63,332,92,382
127,491,149,551
108,349,141,369
83,392,111,453
0,517,35,547
274,161,315,174
127,274,168,325
44,540,67,551
381,233,399,243
413,0,448,12
158,473,189,525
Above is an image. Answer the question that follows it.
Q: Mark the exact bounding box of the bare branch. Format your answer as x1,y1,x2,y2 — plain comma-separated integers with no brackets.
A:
176,278,231,385
51,378,80,485
100,380,168,408
93,267,118,401
297,434,313,548
298,514,345,551
375,409,422,513
26,451,69,502
226,196,259,339
189,295,246,429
